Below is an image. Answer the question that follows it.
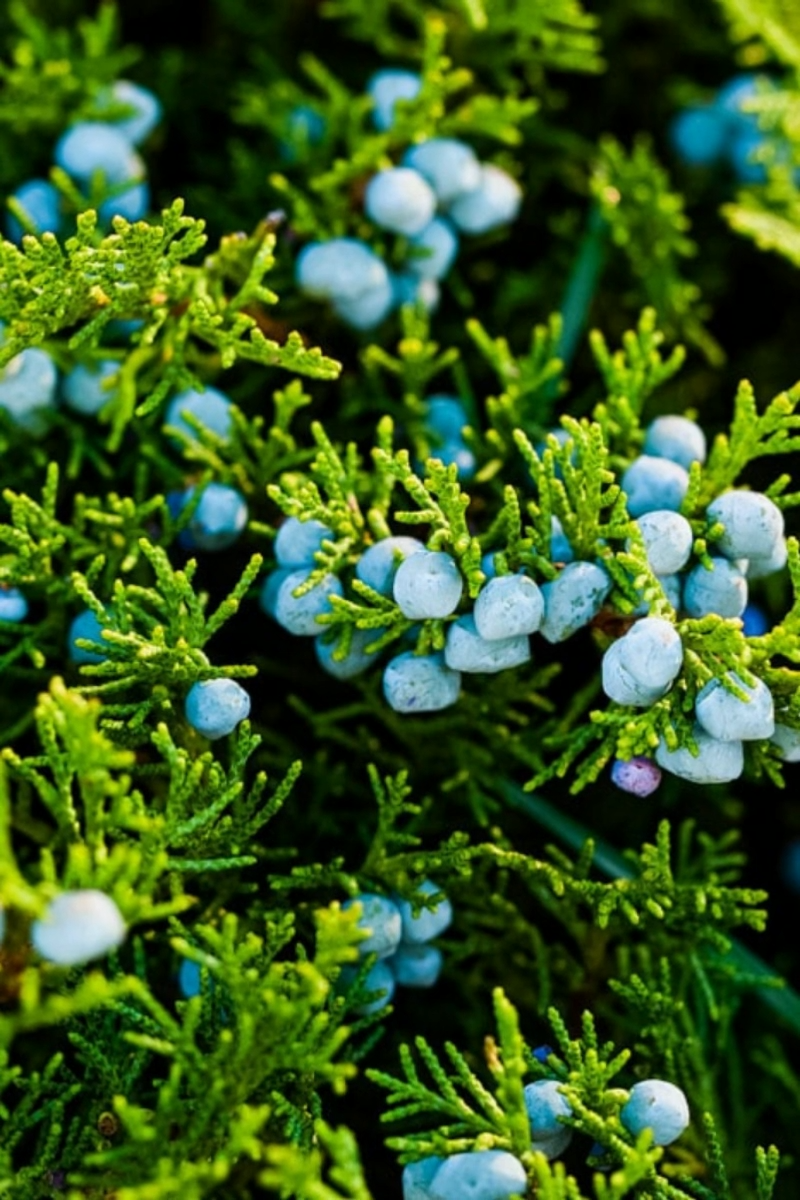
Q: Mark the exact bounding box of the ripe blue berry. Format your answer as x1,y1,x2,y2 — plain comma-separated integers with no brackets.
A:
531,1126,573,1160
332,277,396,329
611,756,662,796
695,673,775,741
622,456,690,518
407,218,459,280
365,167,437,237
729,129,767,183
474,574,545,640
644,415,707,469
164,386,233,444
366,68,421,131
62,358,119,416
178,958,203,998
747,539,788,579
741,603,769,637
403,1157,445,1200
106,79,162,146
393,550,463,619
392,273,440,312
683,557,748,619
403,139,482,205
339,959,396,1014
669,107,728,166
0,587,28,622
356,537,426,596
428,1151,527,1200
178,484,248,551
184,679,251,740
0,347,58,435
383,651,461,713
99,177,149,224
632,510,694,575
655,724,744,783
602,640,668,706
395,879,453,943
259,568,294,620
342,893,403,959
539,561,612,643
272,569,344,636
296,238,389,303
55,122,140,184
524,1079,572,1140
31,890,126,966
550,516,574,564
706,490,784,561
444,614,530,674
448,165,522,234
6,178,61,241
771,722,800,762
315,627,381,679
274,517,334,567
620,1079,690,1147
617,617,684,691
68,609,107,665
390,943,443,988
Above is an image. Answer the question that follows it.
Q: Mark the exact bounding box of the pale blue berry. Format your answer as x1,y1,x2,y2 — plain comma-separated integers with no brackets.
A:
395,879,453,943
365,167,437,237
32,890,126,966
747,539,788,579
706,490,784,561
403,1158,445,1200
366,68,421,131
616,617,683,691
481,551,500,579
429,1151,527,1200
669,107,728,166
448,165,522,234
332,276,396,329
178,958,203,998
622,456,689,518
655,725,744,783
62,358,119,416
6,179,61,242
407,218,459,279
68,609,107,665
339,959,396,1014
296,238,389,303
425,395,468,440
445,614,530,673
610,756,662,796
632,510,693,575
620,1080,690,1147
392,272,441,311
390,943,443,988
771,722,800,762
539,561,612,643
531,1126,573,1160
550,516,574,563
315,627,381,679
274,517,334,568
695,673,774,741
164,386,232,443
393,550,463,619
474,574,545,640
524,1079,572,1141
0,587,28,622
259,568,294,620
383,651,461,713
644,416,707,469
342,893,403,959
107,79,162,146
179,484,248,551
403,139,482,204
356,537,426,596
55,122,140,184
99,177,149,224
0,348,58,435
729,129,767,183
185,678,251,739
273,568,344,636
431,438,476,481
602,639,670,707
683,557,748,619
716,74,761,123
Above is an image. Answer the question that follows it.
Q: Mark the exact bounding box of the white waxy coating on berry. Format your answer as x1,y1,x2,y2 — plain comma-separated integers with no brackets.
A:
184,678,251,740
393,550,463,619
550,516,574,564
644,415,707,469
259,568,294,619
0,587,28,622
390,943,443,988
31,890,126,965
695,673,775,742
342,893,402,959
273,568,343,636
524,1079,573,1140
365,168,437,237
622,456,690,518
332,277,396,329
444,614,530,674
620,1080,690,1146
747,538,788,580
295,238,389,302
164,386,232,443
448,165,522,235
403,139,482,205
602,639,670,707
403,1157,445,1200
632,510,694,576
407,218,459,280
707,490,785,561
6,178,61,241
683,557,748,619
539,561,612,643
383,651,461,713
474,574,545,640
315,626,382,680
617,618,683,691
395,879,453,944
62,359,119,416
366,68,421,131
339,959,396,1014
68,609,107,665
428,1150,528,1200
356,537,426,596
771,722,800,762
274,517,334,568
655,725,744,783
55,122,141,183
0,348,58,435
530,1127,573,1160
183,483,248,551
109,79,162,146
